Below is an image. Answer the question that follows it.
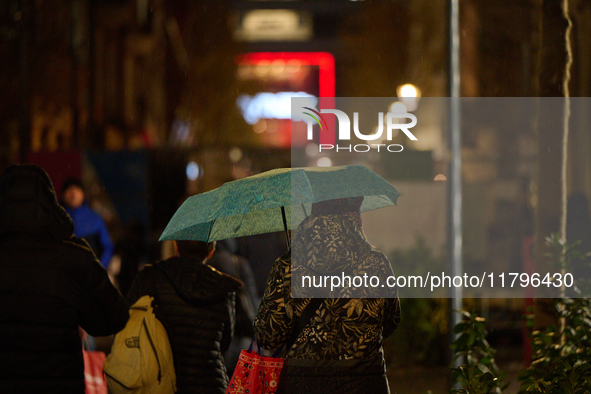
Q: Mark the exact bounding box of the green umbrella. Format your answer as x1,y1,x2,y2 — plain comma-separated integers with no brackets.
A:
159,164,401,244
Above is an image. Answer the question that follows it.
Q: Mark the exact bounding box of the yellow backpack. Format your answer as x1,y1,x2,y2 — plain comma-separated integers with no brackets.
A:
103,295,176,393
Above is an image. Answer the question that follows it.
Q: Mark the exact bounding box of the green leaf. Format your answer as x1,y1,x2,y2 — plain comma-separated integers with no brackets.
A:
454,322,467,334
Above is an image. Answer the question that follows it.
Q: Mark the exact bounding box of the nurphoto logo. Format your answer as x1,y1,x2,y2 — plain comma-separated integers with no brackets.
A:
301,105,418,153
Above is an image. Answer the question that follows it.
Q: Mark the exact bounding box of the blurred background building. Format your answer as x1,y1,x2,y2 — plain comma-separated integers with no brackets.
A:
2,0,591,392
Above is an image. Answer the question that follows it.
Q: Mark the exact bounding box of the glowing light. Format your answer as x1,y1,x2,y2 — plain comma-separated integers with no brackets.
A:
434,174,447,181
396,84,421,111
237,52,336,144
229,147,243,163
255,60,271,77
388,101,408,114
236,52,335,144
266,120,278,134
398,84,418,97
253,119,267,134
317,157,332,167
238,52,335,103
236,10,312,42
305,143,319,156
186,161,201,181
270,60,286,76
237,92,317,125
286,59,301,73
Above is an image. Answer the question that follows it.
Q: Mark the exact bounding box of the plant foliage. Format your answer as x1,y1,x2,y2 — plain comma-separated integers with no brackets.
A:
450,310,506,394
518,234,591,393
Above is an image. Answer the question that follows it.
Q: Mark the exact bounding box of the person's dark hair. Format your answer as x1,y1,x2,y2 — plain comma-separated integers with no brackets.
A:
175,240,216,261
61,177,84,193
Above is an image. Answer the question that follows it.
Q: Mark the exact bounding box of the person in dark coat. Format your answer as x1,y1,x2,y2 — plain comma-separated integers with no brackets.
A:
0,164,129,393
235,232,287,298
62,177,114,269
207,239,258,376
127,240,242,394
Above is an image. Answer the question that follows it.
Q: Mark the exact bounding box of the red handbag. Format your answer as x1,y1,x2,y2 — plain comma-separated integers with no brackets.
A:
226,340,284,394
82,349,108,394
227,299,323,393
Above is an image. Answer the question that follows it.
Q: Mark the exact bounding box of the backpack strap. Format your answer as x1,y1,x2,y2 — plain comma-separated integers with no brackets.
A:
144,264,160,309
286,297,324,351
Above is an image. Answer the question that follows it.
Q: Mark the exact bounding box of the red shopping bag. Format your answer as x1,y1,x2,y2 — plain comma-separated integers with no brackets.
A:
226,341,284,394
83,350,108,394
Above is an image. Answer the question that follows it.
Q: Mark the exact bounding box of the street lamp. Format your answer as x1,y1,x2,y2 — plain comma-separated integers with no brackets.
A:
396,83,421,111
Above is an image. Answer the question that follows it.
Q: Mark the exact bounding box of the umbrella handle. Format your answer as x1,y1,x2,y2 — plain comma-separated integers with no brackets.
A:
281,206,290,249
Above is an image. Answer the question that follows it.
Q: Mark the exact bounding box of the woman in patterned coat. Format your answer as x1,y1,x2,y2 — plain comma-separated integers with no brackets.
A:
254,197,400,394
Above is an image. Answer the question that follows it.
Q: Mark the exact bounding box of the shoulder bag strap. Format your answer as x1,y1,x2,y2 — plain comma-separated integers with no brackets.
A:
147,264,159,307
286,297,324,351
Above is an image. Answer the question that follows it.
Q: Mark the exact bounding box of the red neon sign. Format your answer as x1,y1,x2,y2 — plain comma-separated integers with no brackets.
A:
238,52,335,144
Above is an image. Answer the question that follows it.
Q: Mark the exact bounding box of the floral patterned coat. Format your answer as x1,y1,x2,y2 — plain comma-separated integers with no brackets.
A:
254,213,400,361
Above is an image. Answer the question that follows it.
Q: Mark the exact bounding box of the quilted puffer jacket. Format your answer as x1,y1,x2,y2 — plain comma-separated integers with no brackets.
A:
126,257,242,394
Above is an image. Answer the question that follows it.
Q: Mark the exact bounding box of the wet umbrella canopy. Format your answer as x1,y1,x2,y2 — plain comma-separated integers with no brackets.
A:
159,165,400,244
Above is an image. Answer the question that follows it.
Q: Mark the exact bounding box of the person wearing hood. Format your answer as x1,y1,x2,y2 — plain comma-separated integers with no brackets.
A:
0,164,129,393
61,177,114,269
254,197,401,394
126,240,242,394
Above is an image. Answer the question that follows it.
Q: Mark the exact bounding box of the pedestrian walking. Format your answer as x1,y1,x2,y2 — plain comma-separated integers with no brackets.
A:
207,239,258,376
0,164,129,393
126,240,242,394
61,177,114,269
254,197,401,394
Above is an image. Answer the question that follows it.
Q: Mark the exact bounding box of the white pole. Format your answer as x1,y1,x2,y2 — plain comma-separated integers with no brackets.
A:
448,0,463,374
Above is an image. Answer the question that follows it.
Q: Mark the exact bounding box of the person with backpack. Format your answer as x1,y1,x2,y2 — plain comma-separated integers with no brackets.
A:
125,240,242,393
0,164,129,393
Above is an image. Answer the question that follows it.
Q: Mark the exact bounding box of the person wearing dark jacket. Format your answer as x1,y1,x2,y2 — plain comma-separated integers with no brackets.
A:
0,164,129,393
207,240,258,376
127,240,242,394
